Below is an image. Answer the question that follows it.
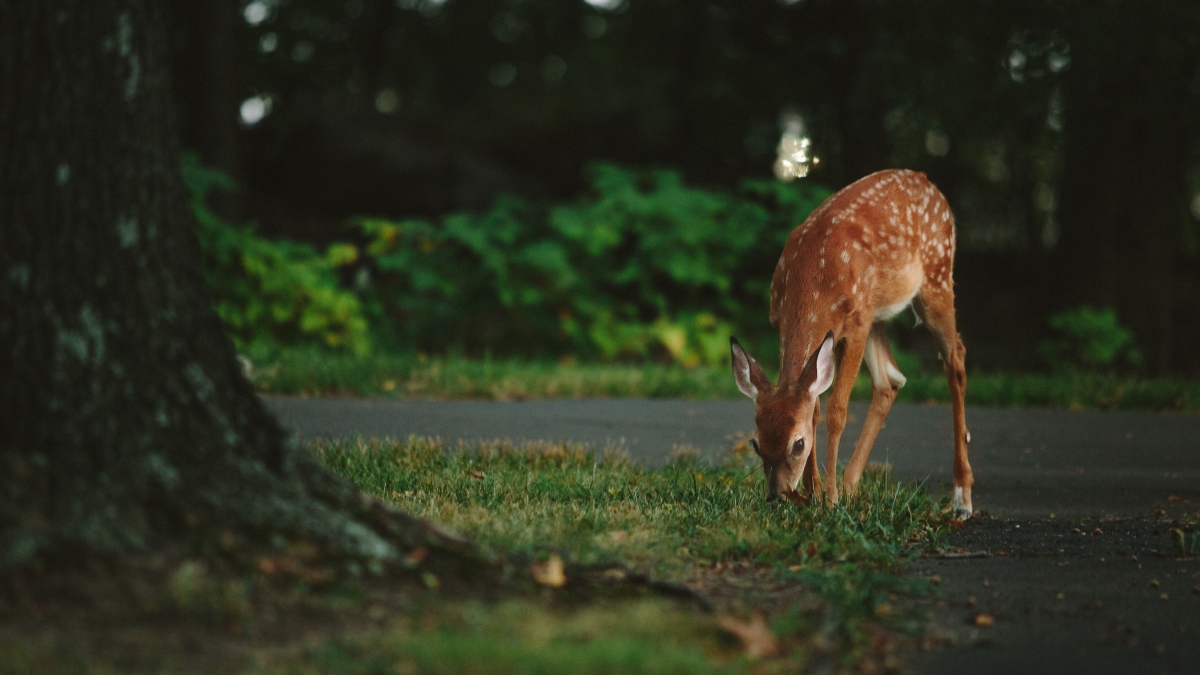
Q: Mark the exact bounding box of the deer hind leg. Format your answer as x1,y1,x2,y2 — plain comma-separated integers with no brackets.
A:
823,323,870,505
842,322,904,497
915,287,974,520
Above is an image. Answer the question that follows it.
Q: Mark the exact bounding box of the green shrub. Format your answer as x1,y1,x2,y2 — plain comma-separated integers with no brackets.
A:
182,155,371,356
353,164,831,365
1037,305,1142,372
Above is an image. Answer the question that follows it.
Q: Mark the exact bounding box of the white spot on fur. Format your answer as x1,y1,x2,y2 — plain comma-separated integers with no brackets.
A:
840,250,850,263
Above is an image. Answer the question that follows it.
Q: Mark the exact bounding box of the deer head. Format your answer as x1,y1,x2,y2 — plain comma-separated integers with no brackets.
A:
730,333,835,502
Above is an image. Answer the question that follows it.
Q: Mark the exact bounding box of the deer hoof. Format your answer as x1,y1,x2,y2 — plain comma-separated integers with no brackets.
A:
948,486,973,521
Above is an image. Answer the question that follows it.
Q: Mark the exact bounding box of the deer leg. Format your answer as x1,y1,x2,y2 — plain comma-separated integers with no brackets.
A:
800,404,822,498
915,289,974,520
842,322,903,496
823,325,869,505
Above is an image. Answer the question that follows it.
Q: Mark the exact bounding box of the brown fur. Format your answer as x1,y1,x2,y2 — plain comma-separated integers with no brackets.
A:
734,169,974,514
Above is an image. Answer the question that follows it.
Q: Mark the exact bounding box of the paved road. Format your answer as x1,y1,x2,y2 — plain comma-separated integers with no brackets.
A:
265,396,1200,517
265,396,1200,673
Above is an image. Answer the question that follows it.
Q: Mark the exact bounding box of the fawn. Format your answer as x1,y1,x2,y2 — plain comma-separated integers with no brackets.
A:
731,169,973,520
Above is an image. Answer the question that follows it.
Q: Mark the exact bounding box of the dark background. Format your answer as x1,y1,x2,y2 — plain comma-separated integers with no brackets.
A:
166,0,1200,375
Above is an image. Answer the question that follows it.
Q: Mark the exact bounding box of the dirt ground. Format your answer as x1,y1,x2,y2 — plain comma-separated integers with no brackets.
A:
908,510,1199,675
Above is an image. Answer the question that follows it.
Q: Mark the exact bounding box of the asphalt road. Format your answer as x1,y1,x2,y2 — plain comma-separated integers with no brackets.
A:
265,396,1200,673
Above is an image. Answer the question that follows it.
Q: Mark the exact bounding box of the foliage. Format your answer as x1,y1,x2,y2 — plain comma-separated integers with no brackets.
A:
352,164,831,365
182,154,371,356
1037,306,1142,372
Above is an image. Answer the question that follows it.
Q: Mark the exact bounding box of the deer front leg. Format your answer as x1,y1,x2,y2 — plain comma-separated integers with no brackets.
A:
842,322,903,495
800,404,822,499
823,327,869,505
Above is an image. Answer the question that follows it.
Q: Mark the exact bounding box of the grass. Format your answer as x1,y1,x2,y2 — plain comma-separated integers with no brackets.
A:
317,437,945,578
272,436,954,674
0,439,948,674
249,349,1200,412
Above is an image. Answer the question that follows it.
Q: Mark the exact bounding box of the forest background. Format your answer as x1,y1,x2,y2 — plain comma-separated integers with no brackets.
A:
171,0,1200,381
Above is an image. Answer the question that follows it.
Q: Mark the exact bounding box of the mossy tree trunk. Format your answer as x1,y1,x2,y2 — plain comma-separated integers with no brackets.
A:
0,0,472,573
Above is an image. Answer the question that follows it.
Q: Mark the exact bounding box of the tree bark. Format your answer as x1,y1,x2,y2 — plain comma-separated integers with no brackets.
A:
0,0,463,571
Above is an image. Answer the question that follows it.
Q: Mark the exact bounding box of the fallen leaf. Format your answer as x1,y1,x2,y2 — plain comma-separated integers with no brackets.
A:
1168,495,1181,501
1092,528,1104,535
406,546,427,565
531,554,567,588
718,613,778,659
606,530,628,543
930,574,941,586
974,613,995,627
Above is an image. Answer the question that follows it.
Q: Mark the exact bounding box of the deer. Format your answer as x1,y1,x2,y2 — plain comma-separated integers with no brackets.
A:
730,169,974,520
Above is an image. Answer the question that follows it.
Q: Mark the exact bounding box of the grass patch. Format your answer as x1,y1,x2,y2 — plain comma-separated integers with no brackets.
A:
287,437,952,673
249,350,739,399
250,349,1200,412
318,438,944,578
0,439,947,674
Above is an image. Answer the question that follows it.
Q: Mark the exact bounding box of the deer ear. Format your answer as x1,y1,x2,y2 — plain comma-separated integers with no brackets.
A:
801,331,836,396
730,336,771,400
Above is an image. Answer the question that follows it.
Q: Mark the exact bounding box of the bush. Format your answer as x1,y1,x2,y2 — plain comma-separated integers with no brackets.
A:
182,155,371,356
1037,305,1142,373
352,164,831,365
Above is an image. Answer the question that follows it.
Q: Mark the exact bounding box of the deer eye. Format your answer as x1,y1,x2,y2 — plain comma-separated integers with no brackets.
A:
749,438,762,456
791,438,805,456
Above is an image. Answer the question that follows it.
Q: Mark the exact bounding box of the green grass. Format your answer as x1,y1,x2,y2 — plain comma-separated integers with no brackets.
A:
249,350,740,399
317,438,945,578
282,601,734,675
276,437,950,674
0,439,942,675
250,349,1200,412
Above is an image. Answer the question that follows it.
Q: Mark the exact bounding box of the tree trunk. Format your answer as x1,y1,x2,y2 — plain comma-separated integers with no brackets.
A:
0,0,471,572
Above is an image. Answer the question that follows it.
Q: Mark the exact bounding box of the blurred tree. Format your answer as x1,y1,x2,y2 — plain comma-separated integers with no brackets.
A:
168,0,244,220
1052,1,1199,375
0,0,475,572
